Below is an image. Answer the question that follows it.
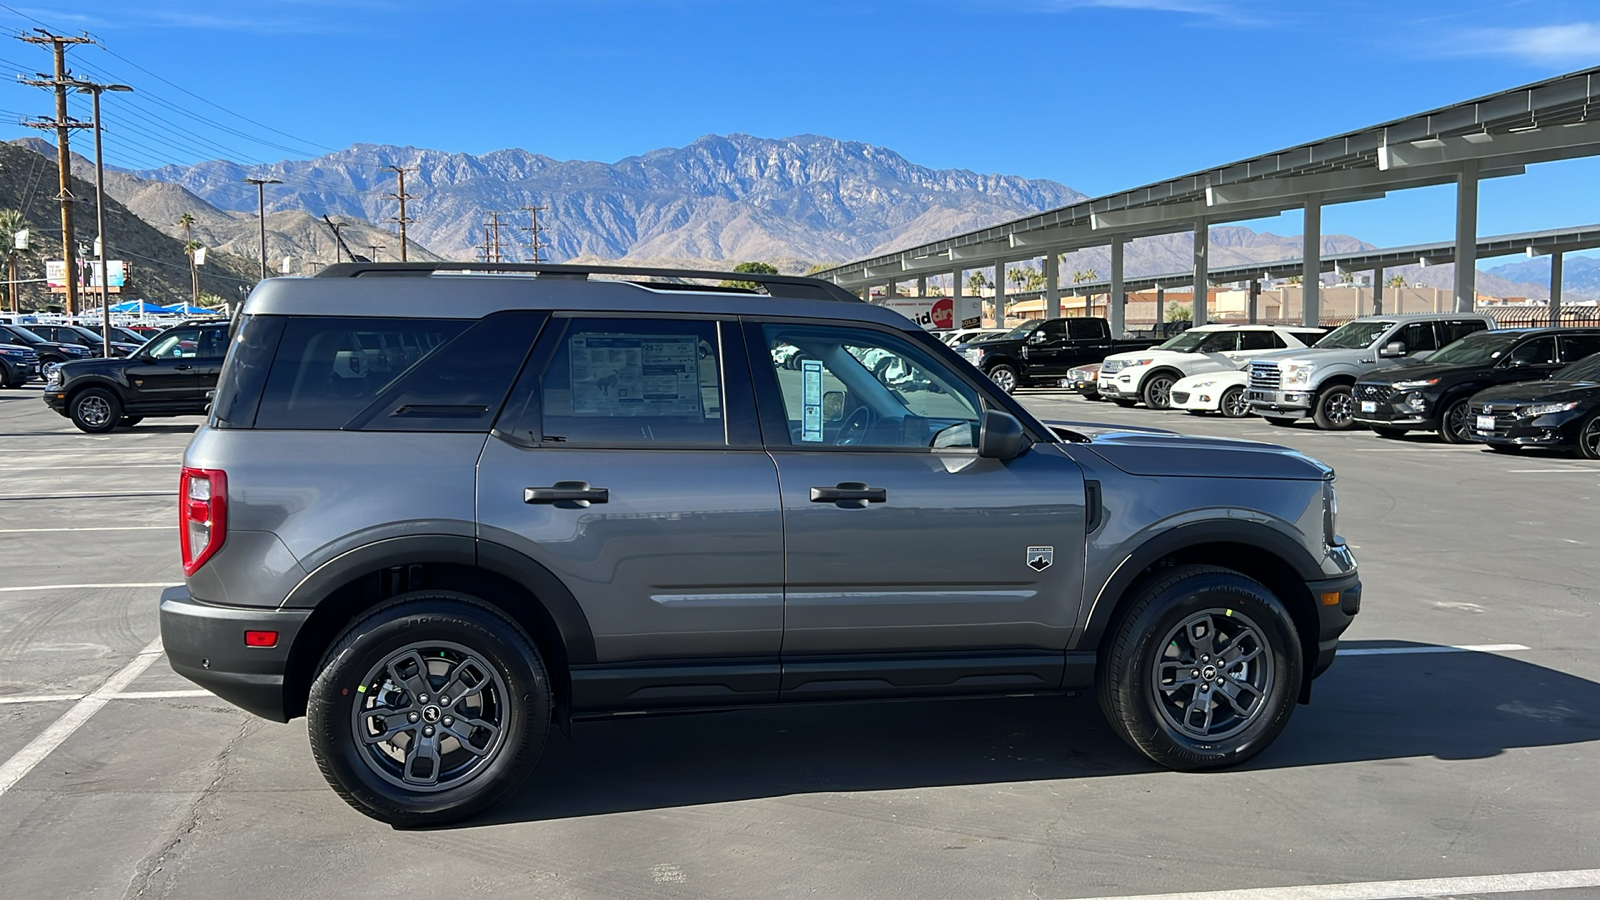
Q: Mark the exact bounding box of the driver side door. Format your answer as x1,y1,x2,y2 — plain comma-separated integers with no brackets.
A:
746,320,1086,699
124,327,201,408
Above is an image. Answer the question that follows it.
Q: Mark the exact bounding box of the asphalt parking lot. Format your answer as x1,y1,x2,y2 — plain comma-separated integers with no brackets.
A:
1,381,1597,900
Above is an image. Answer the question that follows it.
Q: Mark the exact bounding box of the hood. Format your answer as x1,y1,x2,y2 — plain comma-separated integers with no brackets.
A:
1052,425,1331,480
1363,361,1488,385
51,354,135,378
1472,379,1600,406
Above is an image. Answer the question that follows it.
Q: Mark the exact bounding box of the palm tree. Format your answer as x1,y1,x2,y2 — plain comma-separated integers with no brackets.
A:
1072,269,1098,316
1383,273,1406,315
0,208,28,314
184,240,202,308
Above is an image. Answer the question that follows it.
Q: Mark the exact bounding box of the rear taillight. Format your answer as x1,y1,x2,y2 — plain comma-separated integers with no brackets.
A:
179,467,228,576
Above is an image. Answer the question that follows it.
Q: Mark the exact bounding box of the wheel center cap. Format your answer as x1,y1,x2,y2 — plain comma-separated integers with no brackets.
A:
421,705,441,723
1201,665,1218,680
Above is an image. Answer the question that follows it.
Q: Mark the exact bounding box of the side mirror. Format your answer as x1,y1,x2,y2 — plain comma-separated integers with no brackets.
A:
978,409,1030,460
1378,341,1407,359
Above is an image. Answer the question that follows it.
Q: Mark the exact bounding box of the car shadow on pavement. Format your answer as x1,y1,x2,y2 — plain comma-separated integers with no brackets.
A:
474,641,1600,827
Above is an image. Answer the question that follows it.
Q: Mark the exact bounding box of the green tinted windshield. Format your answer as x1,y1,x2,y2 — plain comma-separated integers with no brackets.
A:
1426,330,1522,366
1315,320,1395,350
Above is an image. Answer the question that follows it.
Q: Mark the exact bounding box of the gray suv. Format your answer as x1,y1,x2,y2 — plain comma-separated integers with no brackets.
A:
160,263,1360,826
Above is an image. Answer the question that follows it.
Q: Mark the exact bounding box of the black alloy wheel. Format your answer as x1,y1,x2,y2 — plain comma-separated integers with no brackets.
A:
69,388,123,434
308,592,551,826
1098,565,1301,770
1578,413,1600,460
1219,386,1251,418
1438,399,1473,444
1143,372,1177,410
1313,386,1357,430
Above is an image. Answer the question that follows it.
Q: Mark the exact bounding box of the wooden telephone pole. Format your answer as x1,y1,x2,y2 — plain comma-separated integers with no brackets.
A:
384,165,416,261
481,212,506,263
19,30,94,316
519,204,547,263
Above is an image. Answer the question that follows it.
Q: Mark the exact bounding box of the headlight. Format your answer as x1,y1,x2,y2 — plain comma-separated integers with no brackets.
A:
1323,478,1338,546
1128,358,1154,368
1520,401,1579,417
963,348,983,364
1285,363,1315,386
1392,377,1440,390
0,348,19,357
1190,379,1216,389
44,368,62,387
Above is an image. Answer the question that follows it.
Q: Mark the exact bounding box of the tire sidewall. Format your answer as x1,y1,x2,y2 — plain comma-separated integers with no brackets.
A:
70,388,122,434
1577,412,1600,460
988,364,1018,394
308,595,550,826
1142,372,1176,409
1105,569,1302,768
1314,385,1355,430
1437,398,1471,444
1219,386,1248,418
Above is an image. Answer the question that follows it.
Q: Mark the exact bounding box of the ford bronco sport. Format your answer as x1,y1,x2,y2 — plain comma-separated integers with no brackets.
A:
160,263,1360,826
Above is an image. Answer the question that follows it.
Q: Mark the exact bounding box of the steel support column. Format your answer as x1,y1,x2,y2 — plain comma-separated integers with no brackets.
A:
1044,253,1061,319
1550,251,1564,326
1248,278,1259,324
1372,266,1384,315
1303,194,1322,326
917,275,927,297
1193,219,1209,326
1109,237,1125,337
991,262,1006,327
1455,160,1480,312
1155,285,1165,332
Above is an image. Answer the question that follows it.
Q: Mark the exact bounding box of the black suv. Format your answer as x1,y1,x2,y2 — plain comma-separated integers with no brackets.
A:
1352,328,1600,443
42,320,230,433
28,323,146,358
0,323,95,368
960,317,1161,393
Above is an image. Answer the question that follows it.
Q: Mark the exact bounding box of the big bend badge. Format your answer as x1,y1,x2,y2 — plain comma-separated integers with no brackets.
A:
1026,546,1053,572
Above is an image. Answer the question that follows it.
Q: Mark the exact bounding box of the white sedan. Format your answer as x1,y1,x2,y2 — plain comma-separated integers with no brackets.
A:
1170,369,1253,417
1097,324,1326,410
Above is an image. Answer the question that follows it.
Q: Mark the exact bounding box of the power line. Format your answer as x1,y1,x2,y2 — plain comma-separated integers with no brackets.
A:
18,28,94,316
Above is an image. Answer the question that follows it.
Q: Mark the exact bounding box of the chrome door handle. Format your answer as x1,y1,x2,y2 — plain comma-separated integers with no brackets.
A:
525,481,609,507
809,482,887,509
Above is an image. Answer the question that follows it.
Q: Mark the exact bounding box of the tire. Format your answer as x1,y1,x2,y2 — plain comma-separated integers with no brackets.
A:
1142,371,1178,410
0,364,17,389
1112,399,1138,408
69,387,123,434
1312,385,1357,430
1371,427,1407,439
1437,398,1472,445
1577,413,1600,461
118,416,143,428
1263,416,1297,427
307,591,552,827
986,363,1019,394
1098,565,1303,771
1218,386,1251,419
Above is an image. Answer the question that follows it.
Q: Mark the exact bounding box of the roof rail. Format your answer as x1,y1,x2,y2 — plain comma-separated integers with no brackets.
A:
313,261,862,303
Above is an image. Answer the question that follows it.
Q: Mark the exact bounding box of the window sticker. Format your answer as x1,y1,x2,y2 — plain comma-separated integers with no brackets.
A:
801,359,824,442
569,334,702,417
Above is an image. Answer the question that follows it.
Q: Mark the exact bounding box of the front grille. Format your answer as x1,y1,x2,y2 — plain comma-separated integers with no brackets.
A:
1171,391,1191,405
1353,383,1394,402
1469,402,1512,436
1249,361,1281,391
1100,359,1126,375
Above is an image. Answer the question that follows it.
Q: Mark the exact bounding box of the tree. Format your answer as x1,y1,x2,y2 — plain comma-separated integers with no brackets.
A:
179,213,202,307
0,208,26,314
721,260,778,291
804,262,834,275
1165,302,1193,323
1071,269,1099,315
1387,274,1406,289
966,271,991,297
1338,269,1355,285
1286,275,1303,286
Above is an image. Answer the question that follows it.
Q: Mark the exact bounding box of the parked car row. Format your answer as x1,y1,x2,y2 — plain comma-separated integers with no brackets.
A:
1050,314,1600,460
28,320,229,432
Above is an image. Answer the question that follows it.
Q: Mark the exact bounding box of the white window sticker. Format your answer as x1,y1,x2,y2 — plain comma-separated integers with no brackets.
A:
569,334,702,417
801,359,824,442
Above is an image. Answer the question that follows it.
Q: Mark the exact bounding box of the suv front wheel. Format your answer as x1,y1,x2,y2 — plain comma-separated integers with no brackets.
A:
70,387,124,434
307,592,551,826
1098,565,1302,770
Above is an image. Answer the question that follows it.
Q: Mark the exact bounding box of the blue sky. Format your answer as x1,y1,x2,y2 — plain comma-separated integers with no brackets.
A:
0,0,1597,256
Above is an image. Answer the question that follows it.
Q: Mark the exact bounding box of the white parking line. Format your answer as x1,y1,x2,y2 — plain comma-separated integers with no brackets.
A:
1349,447,1483,453
0,491,173,500
0,464,176,470
0,689,210,706
0,638,164,798
0,582,172,593
1061,867,1600,900
1508,468,1599,473
0,693,83,706
1339,643,1529,657
0,526,170,533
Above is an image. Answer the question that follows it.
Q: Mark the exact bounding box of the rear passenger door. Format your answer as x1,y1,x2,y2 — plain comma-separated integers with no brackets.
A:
477,316,785,708
1558,333,1600,366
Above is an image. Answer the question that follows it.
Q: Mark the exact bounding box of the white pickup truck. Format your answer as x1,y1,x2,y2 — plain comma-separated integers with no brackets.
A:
1098,324,1326,409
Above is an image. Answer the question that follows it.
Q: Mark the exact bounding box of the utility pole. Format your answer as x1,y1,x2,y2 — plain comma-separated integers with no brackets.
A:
327,218,344,263
519,204,547,263
67,78,133,356
482,212,505,263
242,177,281,281
367,244,385,263
384,165,416,262
19,29,94,317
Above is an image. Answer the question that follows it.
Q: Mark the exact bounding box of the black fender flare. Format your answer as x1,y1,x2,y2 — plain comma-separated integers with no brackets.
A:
1080,519,1324,650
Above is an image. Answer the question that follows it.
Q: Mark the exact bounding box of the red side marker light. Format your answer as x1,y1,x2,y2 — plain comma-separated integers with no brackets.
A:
244,630,278,648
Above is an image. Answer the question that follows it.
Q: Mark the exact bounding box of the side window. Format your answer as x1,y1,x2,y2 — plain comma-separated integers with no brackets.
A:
759,323,983,451
195,327,230,359
538,318,724,446
1197,331,1241,352
1558,334,1600,363
1238,331,1285,351
1506,336,1558,367
1439,320,1488,346
1066,318,1102,340
145,328,202,360
1398,322,1438,353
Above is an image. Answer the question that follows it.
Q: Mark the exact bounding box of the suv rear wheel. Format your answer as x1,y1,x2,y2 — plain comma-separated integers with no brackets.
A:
1098,565,1302,770
69,387,123,434
307,592,551,826
1313,385,1356,430
986,363,1019,394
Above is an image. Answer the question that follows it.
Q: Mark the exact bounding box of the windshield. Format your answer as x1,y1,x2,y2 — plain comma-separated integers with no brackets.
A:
1154,329,1213,352
1425,331,1522,366
1,325,45,345
998,321,1041,340
113,327,147,343
1315,320,1395,350
1555,353,1600,384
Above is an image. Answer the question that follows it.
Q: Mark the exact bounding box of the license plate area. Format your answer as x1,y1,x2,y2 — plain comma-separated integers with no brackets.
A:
1476,415,1496,432
1360,401,1377,413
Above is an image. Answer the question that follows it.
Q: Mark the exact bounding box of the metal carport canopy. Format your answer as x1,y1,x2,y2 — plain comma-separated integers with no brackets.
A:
815,67,1600,287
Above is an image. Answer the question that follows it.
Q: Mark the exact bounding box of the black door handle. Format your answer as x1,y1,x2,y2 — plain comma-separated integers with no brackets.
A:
809,482,887,509
174,364,193,371
525,481,609,507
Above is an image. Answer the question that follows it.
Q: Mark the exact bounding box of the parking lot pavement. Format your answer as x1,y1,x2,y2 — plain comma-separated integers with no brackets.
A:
1,385,1597,899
